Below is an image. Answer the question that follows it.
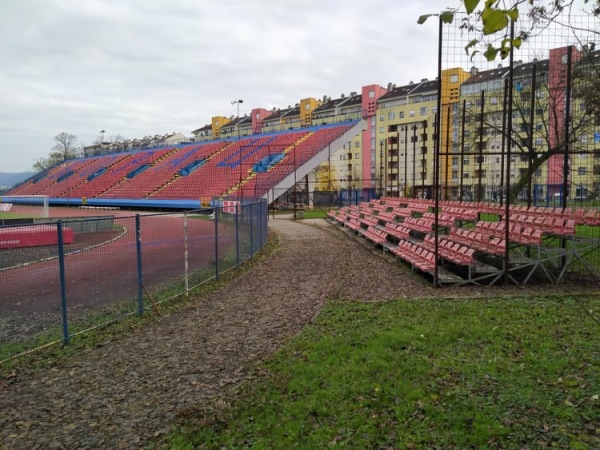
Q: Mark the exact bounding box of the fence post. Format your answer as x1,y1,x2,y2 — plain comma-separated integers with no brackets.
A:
258,201,262,247
136,214,144,315
184,211,189,296
235,202,240,265
214,204,220,280
260,200,266,247
249,202,254,258
57,221,70,345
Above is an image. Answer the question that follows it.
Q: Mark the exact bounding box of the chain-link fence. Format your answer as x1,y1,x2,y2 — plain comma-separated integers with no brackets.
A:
0,199,267,364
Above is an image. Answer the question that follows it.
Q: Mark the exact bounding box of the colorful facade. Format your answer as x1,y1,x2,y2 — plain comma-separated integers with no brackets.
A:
190,45,599,201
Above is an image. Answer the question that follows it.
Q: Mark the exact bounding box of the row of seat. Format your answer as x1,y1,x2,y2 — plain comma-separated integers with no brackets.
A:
390,241,436,272
422,235,475,265
332,211,475,272
448,227,507,256
360,225,388,246
379,197,599,227
475,219,576,245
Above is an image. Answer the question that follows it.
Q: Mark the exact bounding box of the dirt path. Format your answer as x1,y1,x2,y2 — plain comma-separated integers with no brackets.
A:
0,217,591,449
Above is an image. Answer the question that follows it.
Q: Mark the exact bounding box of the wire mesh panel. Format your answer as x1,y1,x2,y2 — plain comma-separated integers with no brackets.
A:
62,215,139,336
215,203,242,274
139,212,189,302
1,199,269,363
0,223,64,361
432,11,600,284
183,209,221,291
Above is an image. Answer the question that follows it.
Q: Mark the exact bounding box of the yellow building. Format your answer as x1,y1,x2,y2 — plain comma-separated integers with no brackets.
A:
376,68,469,199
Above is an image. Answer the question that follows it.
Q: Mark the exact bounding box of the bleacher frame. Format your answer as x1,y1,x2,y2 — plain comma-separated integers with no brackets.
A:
328,197,600,287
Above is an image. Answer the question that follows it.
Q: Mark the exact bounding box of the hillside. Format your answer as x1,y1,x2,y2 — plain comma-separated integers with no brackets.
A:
0,172,35,190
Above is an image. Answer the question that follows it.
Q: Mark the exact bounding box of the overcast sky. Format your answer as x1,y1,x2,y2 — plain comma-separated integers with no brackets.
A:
1,0,464,172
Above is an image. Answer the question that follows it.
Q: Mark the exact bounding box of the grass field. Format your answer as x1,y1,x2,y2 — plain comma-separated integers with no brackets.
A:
0,211,30,219
167,295,600,449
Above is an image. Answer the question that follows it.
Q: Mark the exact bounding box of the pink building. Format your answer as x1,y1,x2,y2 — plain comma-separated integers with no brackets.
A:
251,108,273,134
547,46,582,188
361,84,388,188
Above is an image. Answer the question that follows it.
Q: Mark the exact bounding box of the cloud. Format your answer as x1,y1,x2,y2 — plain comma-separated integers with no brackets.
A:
0,0,453,172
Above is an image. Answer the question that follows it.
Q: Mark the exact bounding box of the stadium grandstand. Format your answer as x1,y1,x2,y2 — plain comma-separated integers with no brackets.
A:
7,122,360,209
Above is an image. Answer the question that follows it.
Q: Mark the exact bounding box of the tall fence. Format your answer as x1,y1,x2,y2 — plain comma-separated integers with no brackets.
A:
433,13,599,209
0,199,268,364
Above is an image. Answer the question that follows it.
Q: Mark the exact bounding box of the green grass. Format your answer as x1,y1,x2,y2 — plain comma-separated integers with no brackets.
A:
301,209,330,219
0,212,32,219
167,296,600,449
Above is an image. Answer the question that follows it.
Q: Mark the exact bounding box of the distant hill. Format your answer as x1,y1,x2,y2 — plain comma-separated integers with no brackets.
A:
0,172,35,190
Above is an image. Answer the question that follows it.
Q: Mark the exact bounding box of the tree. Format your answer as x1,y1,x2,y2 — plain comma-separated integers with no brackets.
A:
458,54,598,201
419,0,599,61
420,1,600,201
33,132,79,172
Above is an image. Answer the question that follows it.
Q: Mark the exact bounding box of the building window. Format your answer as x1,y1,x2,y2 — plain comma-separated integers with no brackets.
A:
369,90,375,98
355,153,360,159
450,74,458,83
399,111,405,118
490,97,498,105
388,111,395,120
578,167,587,175
420,107,428,115
409,110,416,117
379,115,384,122
355,141,360,148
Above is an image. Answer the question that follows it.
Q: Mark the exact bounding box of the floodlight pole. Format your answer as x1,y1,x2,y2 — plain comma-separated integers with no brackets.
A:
231,100,243,138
